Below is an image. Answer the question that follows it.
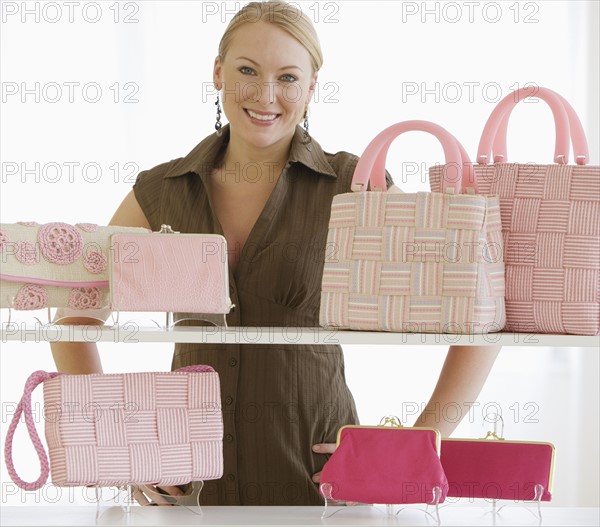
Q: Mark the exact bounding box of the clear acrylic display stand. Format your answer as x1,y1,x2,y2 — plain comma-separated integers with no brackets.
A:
2,305,114,327
2,297,231,329
434,413,547,523
111,309,230,329
320,416,445,524
93,481,205,520
484,413,546,522
320,483,444,524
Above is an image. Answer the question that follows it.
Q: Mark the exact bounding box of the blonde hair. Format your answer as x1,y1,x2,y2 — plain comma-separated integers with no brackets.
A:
218,1,323,74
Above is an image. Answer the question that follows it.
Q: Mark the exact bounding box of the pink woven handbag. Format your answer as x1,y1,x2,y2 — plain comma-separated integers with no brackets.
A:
431,87,599,335
319,120,505,334
4,366,223,490
319,420,448,505
109,225,234,317
0,222,149,311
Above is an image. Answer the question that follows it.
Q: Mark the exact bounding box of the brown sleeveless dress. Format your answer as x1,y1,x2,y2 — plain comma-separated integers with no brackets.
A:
132,124,393,505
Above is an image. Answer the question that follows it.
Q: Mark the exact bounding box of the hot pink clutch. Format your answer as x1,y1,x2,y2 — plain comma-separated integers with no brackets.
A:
441,435,555,501
4,366,224,490
109,225,234,315
319,422,448,505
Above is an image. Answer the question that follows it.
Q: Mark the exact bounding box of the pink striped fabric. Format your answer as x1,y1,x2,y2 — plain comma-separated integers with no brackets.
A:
320,186,506,334
431,164,600,335
5,366,223,490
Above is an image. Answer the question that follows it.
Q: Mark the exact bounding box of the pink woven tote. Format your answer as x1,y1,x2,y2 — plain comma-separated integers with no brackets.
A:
4,366,223,490
319,120,505,334
431,87,599,335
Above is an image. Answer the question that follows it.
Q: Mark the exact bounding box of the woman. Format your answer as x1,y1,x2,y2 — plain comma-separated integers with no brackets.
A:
51,1,501,506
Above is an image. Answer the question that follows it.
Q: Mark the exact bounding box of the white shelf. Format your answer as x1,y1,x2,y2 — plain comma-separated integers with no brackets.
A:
1,505,599,526
1,324,598,347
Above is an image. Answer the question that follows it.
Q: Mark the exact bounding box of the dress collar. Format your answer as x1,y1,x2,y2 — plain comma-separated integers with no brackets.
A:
164,124,338,179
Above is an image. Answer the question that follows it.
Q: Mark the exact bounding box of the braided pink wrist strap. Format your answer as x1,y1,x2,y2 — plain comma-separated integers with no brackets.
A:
4,365,213,491
4,370,61,491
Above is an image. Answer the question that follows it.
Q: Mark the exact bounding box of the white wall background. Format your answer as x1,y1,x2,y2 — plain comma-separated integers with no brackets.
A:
1,0,598,509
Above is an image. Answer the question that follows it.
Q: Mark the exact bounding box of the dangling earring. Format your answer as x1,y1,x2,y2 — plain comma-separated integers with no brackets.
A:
215,93,223,137
302,105,312,150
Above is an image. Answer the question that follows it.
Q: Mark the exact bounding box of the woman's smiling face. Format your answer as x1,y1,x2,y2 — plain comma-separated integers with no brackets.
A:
213,21,317,149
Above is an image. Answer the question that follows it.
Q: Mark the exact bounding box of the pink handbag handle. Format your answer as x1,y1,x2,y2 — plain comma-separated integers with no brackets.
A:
477,86,571,165
371,128,477,193
4,365,214,491
492,89,589,165
352,120,470,194
4,370,61,491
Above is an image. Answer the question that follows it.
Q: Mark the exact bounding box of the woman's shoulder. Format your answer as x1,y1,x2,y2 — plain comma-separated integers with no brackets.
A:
320,148,397,191
133,158,182,186
322,149,361,172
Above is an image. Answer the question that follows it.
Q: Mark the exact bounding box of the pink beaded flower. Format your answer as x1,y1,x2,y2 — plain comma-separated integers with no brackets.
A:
68,288,103,310
75,223,99,233
83,250,107,274
38,222,83,265
0,229,8,251
14,284,49,310
16,221,39,227
15,241,39,265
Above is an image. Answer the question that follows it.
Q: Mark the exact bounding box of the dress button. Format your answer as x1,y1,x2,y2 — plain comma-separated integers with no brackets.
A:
225,396,233,406
226,474,235,482
225,434,234,442
229,358,238,367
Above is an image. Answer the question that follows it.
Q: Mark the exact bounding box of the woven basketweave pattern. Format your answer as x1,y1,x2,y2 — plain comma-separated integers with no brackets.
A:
319,186,506,334
42,370,223,487
431,163,600,335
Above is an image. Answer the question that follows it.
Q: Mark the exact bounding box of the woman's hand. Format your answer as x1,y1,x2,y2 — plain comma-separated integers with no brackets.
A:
129,484,186,506
312,442,361,506
311,442,336,484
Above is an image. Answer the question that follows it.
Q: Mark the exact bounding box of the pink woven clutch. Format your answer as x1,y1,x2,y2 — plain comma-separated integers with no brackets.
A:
109,225,234,314
431,87,599,335
4,366,223,490
319,423,448,505
320,120,505,334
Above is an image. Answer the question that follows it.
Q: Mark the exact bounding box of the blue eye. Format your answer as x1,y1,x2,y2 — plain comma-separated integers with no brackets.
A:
281,74,297,82
239,66,255,75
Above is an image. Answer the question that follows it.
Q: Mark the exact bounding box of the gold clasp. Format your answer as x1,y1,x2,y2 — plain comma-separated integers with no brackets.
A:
483,431,504,441
378,415,403,428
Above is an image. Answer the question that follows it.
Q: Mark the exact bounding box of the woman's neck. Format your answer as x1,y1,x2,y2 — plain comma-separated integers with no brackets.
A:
214,128,293,187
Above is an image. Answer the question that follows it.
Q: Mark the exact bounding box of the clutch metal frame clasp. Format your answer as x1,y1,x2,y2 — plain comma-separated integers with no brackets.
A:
158,224,180,234
378,415,404,428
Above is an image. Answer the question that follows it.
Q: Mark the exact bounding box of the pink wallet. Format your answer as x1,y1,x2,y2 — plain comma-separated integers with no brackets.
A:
441,434,555,501
109,225,234,314
319,421,448,505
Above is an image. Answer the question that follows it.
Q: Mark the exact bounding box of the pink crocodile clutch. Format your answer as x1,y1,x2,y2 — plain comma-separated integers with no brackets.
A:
109,225,234,314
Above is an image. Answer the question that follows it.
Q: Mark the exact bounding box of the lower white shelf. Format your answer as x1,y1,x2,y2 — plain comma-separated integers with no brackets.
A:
1,324,598,347
1,505,599,526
